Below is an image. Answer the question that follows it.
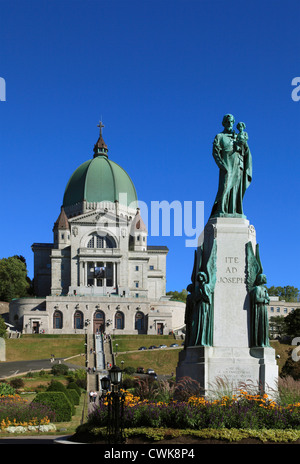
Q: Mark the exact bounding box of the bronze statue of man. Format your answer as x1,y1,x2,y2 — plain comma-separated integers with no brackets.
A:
210,114,252,218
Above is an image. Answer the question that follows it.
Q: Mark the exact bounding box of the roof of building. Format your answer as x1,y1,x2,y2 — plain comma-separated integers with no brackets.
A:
147,245,169,251
130,209,148,233
54,207,69,230
63,124,138,209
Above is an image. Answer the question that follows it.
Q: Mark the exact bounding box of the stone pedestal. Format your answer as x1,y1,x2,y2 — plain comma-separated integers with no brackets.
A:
176,217,278,397
176,346,278,397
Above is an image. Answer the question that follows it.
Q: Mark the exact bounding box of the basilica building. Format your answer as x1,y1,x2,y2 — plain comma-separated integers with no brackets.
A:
9,124,185,335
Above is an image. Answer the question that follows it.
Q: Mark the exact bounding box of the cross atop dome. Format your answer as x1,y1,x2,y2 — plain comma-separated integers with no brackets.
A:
94,120,108,157
97,120,105,137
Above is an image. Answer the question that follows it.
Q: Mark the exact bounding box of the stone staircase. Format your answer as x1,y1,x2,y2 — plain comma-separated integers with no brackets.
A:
86,333,114,409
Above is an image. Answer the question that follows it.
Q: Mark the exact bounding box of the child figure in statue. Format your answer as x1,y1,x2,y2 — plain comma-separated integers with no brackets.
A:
236,121,248,145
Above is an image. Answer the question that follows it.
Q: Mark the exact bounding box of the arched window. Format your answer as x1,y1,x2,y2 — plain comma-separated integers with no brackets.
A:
115,311,124,330
106,236,116,248
74,310,84,329
53,311,63,329
87,234,116,249
87,234,117,248
87,236,94,248
135,311,145,332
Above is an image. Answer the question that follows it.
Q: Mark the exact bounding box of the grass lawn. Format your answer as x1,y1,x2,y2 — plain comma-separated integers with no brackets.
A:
5,334,85,362
112,334,183,374
112,334,177,351
2,334,291,376
115,349,182,375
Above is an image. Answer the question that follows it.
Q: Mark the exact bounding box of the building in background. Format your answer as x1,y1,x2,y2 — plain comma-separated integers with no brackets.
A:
10,123,185,335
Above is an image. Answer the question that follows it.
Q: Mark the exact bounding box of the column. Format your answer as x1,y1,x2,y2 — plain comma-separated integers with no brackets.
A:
79,261,84,286
112,261,115,288
85,261,88,286
114,262,118,289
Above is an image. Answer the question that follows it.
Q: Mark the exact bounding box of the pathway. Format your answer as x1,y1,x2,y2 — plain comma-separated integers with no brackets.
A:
87,333,113,411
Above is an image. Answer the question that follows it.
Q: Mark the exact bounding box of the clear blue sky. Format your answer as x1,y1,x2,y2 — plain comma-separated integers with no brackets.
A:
1,0,300,293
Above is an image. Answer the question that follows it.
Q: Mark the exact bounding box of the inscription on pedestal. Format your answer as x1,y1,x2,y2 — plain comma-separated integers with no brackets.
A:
213,365,254,384
218,256,245,284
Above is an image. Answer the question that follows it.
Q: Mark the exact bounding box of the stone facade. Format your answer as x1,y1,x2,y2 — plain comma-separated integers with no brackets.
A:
10,127,185,335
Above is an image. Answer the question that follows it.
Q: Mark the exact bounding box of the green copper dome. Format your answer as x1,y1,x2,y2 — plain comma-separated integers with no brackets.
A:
63,127,138,208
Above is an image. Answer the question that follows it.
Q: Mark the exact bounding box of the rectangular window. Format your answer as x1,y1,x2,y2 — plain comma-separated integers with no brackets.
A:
135,266,139,271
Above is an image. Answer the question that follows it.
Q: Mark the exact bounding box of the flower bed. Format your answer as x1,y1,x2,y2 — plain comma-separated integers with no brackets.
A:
0,394,56,432
88,389,300,431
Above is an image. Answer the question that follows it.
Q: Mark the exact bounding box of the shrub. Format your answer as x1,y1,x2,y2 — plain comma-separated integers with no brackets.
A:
67,388,80,406
281,349,300,380
75,378,87,390
124,366,135,375
67,382,81,396
173,376,204,401
122,376,135,390
51,364,69,376
35,384,48,393
33,392,72,422
134,377,159,401
10,378,24,390
47,380,66,393
64,391,75,414
278,376,300,406
0,382,16,396
72,369,87,390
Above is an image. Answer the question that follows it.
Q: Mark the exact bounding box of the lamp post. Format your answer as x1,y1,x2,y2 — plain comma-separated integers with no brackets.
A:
106,365,125,444
100,376,110,395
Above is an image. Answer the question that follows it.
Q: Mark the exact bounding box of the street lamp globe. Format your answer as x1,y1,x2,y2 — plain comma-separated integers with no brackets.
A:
109,365,123,385
101,376,110,391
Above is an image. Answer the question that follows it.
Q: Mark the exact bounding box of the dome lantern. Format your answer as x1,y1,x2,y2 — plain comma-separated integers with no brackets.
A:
93,121,108,157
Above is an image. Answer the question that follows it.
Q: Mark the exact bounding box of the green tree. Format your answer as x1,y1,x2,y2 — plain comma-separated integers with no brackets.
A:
166,289,188,303
281,347,300,380
0,256,30,302
283,308,300,339
266,286,300,302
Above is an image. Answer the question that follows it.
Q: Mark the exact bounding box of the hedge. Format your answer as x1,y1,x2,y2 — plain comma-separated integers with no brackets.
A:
67,382,82,396
47,380,66,393
67,388,80,406
33,392,73,422
46,381,78,413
